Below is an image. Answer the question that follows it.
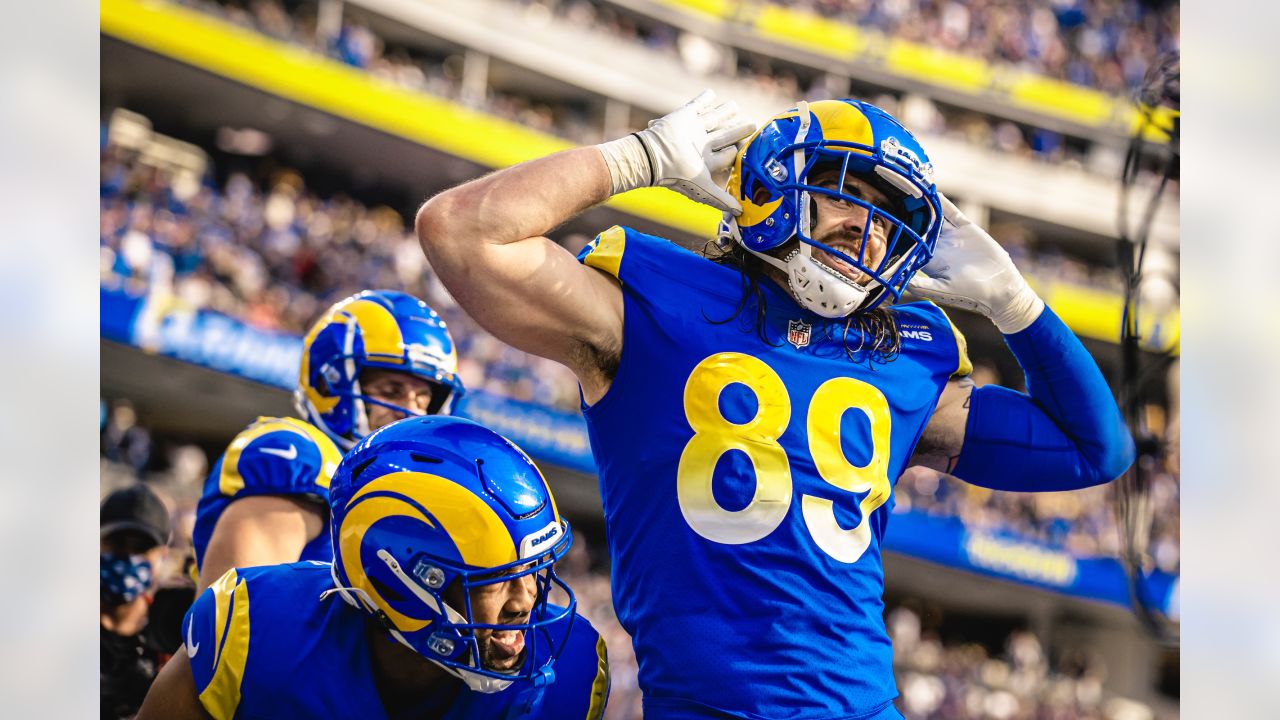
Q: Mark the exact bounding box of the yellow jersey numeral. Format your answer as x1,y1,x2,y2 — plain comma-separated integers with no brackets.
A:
676,352,893,564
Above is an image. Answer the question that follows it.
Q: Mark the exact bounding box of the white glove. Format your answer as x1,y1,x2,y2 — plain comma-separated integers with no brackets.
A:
907,194,1045,334
596,90,756,214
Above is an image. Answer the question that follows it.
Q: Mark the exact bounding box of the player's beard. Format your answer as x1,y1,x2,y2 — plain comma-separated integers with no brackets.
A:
811,229,887,287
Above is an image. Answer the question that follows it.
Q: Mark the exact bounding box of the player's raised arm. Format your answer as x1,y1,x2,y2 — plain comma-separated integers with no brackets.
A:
415,91,754,399
908,194,1136,490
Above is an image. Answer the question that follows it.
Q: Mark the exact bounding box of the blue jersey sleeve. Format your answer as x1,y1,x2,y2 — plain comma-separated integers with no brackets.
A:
184,568,254,720
536,613,610,720
209,417,342,503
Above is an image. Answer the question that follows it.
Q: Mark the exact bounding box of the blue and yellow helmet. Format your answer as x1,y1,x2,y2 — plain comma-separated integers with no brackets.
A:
294,290,465,449
722,98,943,316
327,415,575,693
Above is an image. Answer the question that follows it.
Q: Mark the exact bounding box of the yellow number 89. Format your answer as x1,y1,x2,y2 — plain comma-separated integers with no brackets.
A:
676,352,893,564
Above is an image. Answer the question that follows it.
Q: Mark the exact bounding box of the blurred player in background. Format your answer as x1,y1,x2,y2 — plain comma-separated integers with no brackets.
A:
101,483,182,719
192,289,465,591
139,416,609,719
416,91,1134,718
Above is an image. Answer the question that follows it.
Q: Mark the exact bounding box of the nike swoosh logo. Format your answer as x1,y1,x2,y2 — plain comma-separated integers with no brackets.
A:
260,444,298,460
186,616,199,658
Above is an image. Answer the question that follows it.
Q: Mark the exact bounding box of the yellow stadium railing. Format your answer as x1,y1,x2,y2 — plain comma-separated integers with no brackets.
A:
100,0,722,239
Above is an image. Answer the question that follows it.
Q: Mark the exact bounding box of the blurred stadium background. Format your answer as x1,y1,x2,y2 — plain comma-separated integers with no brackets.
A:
99,0,1179,717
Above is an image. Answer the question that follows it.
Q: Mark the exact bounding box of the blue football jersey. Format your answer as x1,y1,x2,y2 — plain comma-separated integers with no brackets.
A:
185,562,610,719
192,417,343,573
577,227,970,719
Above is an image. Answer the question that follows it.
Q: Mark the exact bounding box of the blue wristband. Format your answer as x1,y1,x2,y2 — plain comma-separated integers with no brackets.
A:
951,307,1135,492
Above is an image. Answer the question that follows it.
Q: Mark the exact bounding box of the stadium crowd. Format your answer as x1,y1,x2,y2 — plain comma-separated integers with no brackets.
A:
729,0,1176,97
100,141,585,411
172,0,1177,169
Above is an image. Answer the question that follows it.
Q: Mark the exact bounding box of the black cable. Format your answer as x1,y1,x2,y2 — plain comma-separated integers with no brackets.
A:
1114,52,1180,646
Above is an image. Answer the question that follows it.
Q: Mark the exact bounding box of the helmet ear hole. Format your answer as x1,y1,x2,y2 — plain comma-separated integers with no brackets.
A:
369,574,404,603
425,383,451,416
751,183,773,205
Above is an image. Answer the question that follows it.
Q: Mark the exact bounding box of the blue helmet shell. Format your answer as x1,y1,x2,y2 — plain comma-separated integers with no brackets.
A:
328,415,575,688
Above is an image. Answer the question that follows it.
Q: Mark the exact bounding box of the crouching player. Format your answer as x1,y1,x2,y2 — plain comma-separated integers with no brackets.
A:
139,416,610,719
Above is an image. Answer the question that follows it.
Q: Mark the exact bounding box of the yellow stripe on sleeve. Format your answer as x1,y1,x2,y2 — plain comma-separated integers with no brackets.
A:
951,324,973,378
198,570,251,720
581,226,627,281
585,634,610,720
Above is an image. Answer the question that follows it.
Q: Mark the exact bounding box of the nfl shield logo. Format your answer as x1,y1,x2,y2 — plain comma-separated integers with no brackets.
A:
787,319,811,349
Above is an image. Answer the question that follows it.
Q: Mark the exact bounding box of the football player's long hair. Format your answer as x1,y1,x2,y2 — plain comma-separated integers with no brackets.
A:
702,239,902,363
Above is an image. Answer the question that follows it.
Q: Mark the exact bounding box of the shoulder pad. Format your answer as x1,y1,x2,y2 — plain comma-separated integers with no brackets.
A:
536,611,609,720
897,302,972,378
215,417,342,499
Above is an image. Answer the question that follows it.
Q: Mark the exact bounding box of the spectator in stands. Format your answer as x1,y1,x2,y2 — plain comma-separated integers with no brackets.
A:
180,0,1177,153
100,401,152,476
101,484,191,720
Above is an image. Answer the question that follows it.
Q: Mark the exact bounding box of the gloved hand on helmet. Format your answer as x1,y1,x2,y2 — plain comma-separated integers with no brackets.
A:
907,194,1045,334
596,90,757,214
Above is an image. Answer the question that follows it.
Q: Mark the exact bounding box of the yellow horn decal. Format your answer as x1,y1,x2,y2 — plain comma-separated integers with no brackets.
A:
807,100,876,156
339,471,519,630
737,195,784,228
338,494,436,632
728,124,784,230
340,298,407,365
731,109,812,229
299,310,341,413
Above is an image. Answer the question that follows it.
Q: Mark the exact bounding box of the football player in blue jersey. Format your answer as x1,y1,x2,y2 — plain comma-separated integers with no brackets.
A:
139,415,610,719
192,289,465,591
415,91,1135,719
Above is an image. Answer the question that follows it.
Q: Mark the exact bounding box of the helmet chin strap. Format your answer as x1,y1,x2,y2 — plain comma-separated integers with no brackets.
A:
744,242,872,318
723,213,871,318
377,549,520,693
377,549,467,624
321,558,517,694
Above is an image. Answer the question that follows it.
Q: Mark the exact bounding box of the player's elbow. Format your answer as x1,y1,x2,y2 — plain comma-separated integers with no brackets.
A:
1086,423,1137,486
415,193,460,258
1095,425,1136,481
416,185,488,260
